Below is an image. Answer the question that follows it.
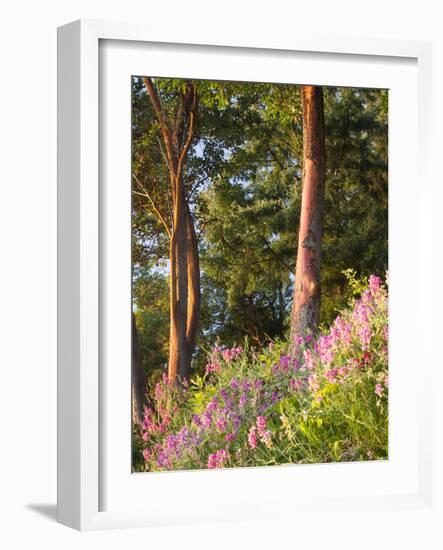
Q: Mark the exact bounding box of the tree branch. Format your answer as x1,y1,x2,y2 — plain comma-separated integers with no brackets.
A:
176,84,198,178
155,135,171,169
142,77,175,171
132,173,172,240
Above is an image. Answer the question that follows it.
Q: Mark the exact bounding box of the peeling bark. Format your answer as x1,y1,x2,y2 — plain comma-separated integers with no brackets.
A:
290,86,325,341
168,174,191,380
185,204,201,366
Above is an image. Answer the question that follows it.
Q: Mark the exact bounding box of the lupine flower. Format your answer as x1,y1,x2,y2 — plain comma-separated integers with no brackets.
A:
143,448,151,461
353,300,370,325
248,426,257,449
375,383,383,397
202,411,212,428
289,378,303,391
358,325,372,348
205,361,221,374
239,393,248,409
232,414,241,431
317,335,335,364
154,382,164,401
333,316,352,347
303,349,315,371
279,355,291,371
369,275,382,295
216,417,228,432
271,391,280,403
222,346,243,362
325,368,339,383
193,414,202,427
256,416,266,434
207,397,218,411
337,366,348,379
207,454,217,469
308,374,319,393
207,449,229,469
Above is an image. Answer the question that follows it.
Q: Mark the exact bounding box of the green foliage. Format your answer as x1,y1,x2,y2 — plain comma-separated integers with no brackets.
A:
133,267,169,384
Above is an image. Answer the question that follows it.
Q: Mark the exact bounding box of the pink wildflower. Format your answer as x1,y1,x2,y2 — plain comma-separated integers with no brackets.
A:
333,316,352,347
142,448,151,462
303,349,315,371
216,417,228,432
337,366,348,379
358,325,371,348
248,426,257,449
289,378,303,391
154,382,164,401
205,361,221,374
239,393,248,409
325,368,339,383
308,374,319,393
368,274,382,295
261,430,272,447
375,383,383,397
222,346,243,362
207,449,229,469
142,409,157,433
317,334,334,364
256,416,266,435
202,411,212,428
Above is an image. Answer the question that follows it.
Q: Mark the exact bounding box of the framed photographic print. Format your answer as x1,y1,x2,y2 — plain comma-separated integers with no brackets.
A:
57,19,435,533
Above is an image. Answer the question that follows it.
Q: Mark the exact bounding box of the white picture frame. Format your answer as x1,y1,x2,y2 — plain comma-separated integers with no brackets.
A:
57,19,435,532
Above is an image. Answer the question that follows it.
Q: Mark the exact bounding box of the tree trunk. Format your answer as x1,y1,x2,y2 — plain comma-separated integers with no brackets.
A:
142,78,200,382
185,205,200,365
290,86,325,341
167,202,200,381
168,174,189,380
132,313,146,425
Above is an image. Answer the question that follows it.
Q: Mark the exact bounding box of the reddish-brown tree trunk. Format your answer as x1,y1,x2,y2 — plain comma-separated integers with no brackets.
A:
168,199,200,380
185,205,200,363
142,78,200,382
168,174,192,380
290,86,325,341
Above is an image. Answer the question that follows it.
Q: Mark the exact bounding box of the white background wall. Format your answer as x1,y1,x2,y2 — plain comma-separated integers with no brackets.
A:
1,1,441,548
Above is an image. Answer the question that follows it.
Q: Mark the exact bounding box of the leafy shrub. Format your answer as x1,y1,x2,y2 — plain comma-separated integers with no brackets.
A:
133,274,388,471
